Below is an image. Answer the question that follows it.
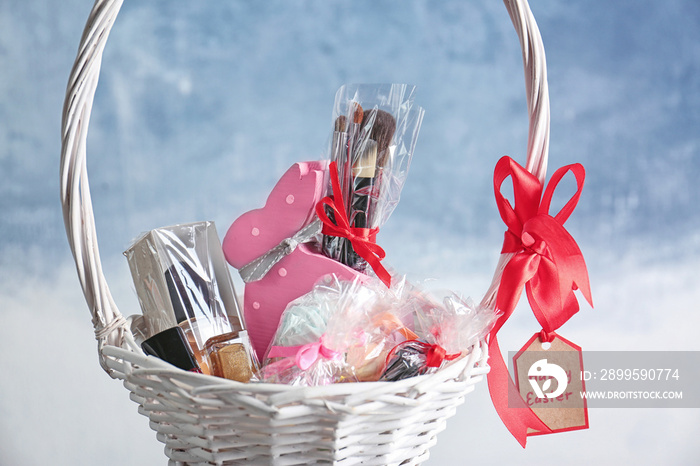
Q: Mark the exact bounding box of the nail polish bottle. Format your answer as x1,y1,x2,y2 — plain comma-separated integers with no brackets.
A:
177,318,214,375
204,331,259,382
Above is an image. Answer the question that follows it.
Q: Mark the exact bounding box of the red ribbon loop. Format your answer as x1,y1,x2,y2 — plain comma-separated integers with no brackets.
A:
487,156,594,447
315,161,391,287
494,156,593,331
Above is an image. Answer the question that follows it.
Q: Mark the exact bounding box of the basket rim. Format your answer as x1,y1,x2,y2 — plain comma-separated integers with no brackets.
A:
104,331,490,398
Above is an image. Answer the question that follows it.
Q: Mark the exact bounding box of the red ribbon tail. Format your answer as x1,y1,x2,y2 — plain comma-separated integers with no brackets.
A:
375,265,391,287
487,335,552,447
523,215,594,330
356,241,391,287
316,162,392,288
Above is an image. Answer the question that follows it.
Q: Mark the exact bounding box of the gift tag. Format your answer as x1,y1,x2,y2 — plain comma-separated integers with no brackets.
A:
512,332,588,436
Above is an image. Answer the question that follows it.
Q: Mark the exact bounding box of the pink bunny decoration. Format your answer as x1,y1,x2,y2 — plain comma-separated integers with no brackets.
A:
223,161,363,360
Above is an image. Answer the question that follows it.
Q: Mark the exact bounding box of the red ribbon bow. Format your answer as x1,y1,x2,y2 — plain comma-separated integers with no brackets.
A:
424,343,461,368
487,156,593,447
385,340,461,370
316,161,392,287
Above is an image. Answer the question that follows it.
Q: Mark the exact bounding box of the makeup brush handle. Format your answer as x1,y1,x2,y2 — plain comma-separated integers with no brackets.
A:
322,133,349,261
344,176,374,270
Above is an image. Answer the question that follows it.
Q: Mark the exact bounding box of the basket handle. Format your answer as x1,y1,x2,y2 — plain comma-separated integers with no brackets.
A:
59,0,549,373
504,0,550,184
60,0,126,373
481,0,551,311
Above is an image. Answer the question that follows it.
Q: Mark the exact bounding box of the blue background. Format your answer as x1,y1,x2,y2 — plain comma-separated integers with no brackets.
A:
1,1,698,464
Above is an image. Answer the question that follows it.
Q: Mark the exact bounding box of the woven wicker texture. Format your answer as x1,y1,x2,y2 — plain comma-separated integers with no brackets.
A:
59,0,550,464
103,337,487,465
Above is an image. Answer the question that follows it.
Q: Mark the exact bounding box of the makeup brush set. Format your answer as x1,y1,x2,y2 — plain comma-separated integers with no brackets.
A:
319,84,418,276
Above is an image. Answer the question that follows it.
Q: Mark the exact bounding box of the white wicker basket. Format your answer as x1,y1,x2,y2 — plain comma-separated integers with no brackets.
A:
59,0,550,464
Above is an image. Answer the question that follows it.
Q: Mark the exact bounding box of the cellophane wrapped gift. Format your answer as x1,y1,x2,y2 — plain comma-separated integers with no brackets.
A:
255,275,498,386
124,221,258,381
380,292,499,381
253,276,367,386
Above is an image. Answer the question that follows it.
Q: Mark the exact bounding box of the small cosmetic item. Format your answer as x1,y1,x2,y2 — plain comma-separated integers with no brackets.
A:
178,318,215,374
380,338,465,382
322,127,350,262
337,102,365,207
322,104,364,263
345,139,378,270
141,326,202,373
205,331,258,382
360,109,396,170
346,310,419,382
379,341,434,382
125,221,258,380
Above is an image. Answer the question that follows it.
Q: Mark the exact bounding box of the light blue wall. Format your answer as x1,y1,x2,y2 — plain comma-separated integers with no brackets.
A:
1,1,698,465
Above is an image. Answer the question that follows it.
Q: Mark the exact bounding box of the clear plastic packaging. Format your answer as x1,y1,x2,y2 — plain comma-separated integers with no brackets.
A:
380,294,499,381
255,275,492,385
422,293,500,355
255,276,369,386
340,278,426,382
320,84,425,274
124,221,259,380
